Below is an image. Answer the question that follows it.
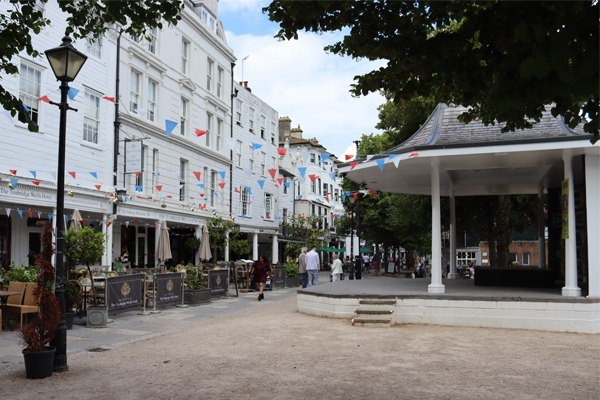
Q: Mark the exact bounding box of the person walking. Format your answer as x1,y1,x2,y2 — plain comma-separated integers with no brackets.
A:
250,255,271,301
329,254,343,282
363,254,370,273
306,245,320,286
299,247,308,288
120,247,129,269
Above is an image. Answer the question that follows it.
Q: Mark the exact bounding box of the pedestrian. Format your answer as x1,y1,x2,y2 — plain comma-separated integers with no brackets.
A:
470,260,476,279
120,247,129,268
306,245,320,286
419,261,427,278
250,255,271,301
372,254,378,273
363,254,370,273
329,254,343,282
298,247,308,288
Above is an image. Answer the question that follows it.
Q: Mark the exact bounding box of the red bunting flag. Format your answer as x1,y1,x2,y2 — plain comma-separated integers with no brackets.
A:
167,195,172,198
350,162,359,170
408,152,419,158
260,215,264,219
218,182,226,189
81,219,86,226
102,96,116,102
370,189,376,196
136,196,142,199
268,169,277,179
109,193,114,196
277,148,287,156
38,95,50,103
68,172,76,179
32,181,40,186
107,222,112,228
353,193,358,199
345,155,353,160
277,178,284,185
132,172,139,177
325,197,330,203
155,185,162,191
199,193,204,197
28,210,33,218
94,185,102,190
234,189,241,193
9,170,17,175
193,171,201,180
195,129,208,137
274,184,279,187
298,199,304,203
248,201,252,205
308,174,319,182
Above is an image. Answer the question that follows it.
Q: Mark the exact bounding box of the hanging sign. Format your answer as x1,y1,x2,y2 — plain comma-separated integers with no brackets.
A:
561,178,569,239
125,141,143,173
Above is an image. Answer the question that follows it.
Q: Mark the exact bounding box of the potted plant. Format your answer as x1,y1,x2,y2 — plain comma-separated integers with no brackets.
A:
19,222,60,379
63,280,81,329
113,261,124,272
4,261,38,285
183,264,211,305
206,216,249,262
285,257,300,288
184,236,201,253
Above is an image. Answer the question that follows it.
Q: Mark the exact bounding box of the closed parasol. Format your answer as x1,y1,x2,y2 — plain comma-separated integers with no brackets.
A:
197,225,212,261
69,209,83,232
157,220,172,262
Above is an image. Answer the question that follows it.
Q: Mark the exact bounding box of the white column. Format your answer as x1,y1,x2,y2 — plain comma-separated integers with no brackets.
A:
101,214,108,266
538,181,546,269
195,225,202,265
272,234,279,264
252,233,258,260
224,229,231,262
562,155,581,297
447,184,459,279
105,215,114,270
585,155,600,297
429,160,445,293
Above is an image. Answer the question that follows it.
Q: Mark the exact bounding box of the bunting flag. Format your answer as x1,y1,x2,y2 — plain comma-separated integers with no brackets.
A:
9,178,18,188
28,210,33,219
165,120,178,137
217,171,226,179
234,189,241,193
48,213,51,221
134,108,147,116
156,185,163,191
193,171,201,181
328,171,336,181
350,162,359,170
102,96,116,102
252,143,263,150
244,170,253,180
23,104,30,115
298,177,305,185
345,155,353,160
268,169,277,179
68,172,76,179
298,195,303,199
135,185,143,192
353,193,359,199
370,189,376,196
257,180,265,189
276,178,284,185
391,156,401,168
67,87,80,101
284,182,291,188
32,181,40,186
6,208,10,217
17,210,23,218
376,158,385,171
366,155,374,162
218,182,226,189
277,148,287,156
325,197,329,203
408,152,419,159
133,172,140,177
195,128,207,137
94,185,102,190
309,174,319,182
226,137,236,150
321,154,331,162
107,222,112,228
389,154,397,160
298,167,307,179
246,188,252,195
301,151,310,166
197,184,205,189
212,192,218,197
29,171,36,178
89,172,98,179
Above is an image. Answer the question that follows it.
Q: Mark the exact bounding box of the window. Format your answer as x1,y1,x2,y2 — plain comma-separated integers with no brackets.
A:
261,152,266,176
260,115,266,139
147,80,157,122
283,177,288,194
203,167,208,191
323,183,328,197
83,92,100,144
508,252,518,264
19,64,41,125
312,204,316,215
131,33,139,42
210,171,217,207
206,112,212,147
297,180,301,196
272,157,277,171
148,28,157,54
217,67,223,98
265,193,272,218
282,208,288,222
249,108,255,131
130,70,140,113
202,8,208,24
179,159,187,201
317,178,322,195
180,99,187,136
249,145,254,171
181,40,189,74
235,140,242,167
86,35,102,59
151,149,158,195
242,187,250,215
235,99,242,123
522,252,530,265
311,179,316,193
310,153,316,164
271,122,276,144
216,118,222,151
207,59,213,91
334,189,339,202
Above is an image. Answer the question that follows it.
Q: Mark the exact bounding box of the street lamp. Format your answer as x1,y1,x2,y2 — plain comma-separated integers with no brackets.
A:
45,34,87,373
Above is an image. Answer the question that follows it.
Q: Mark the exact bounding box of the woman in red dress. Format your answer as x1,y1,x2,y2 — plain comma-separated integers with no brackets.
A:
250,255,271,301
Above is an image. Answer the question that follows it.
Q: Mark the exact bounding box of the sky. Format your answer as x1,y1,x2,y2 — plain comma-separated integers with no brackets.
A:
217,0,386,160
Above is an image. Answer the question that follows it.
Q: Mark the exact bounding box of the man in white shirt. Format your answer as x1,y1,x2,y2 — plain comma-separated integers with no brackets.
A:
305,245,320,286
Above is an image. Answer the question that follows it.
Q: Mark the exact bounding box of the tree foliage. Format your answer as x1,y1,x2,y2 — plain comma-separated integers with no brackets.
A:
265,1,599,142
205,216,249,262
282,214,329,257
0,0,184,130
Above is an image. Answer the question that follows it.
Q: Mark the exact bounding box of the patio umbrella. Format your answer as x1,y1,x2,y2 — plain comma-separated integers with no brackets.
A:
338,247,347,252
197,225,212,261
157,220,172,262
360,247,374,253
69,209,83,232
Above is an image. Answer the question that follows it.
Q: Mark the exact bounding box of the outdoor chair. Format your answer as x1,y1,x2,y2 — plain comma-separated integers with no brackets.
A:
6,283,39,329
4,282,26,326
106,271,118,277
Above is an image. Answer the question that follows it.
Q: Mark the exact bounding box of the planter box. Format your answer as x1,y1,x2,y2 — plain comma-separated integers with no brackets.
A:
86,307,108,328
286,276,299,288
184,288,211,305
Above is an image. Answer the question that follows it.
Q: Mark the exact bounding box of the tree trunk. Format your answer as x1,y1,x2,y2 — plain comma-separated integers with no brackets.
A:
488,233,497,268
495,195,512,268
86,263,98,307
375,243,381,276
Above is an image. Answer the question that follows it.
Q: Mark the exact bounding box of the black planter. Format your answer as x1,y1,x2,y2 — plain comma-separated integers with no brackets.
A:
23,346,56,379
184,288,211,305
65,312,75,330
285,276,299,288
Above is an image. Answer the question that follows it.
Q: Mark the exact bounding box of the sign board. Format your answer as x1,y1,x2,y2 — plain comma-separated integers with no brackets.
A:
208,269,229,298
272,265,286,288
106,274,143,314
561,178,569,239
155,273,183,307
125,140,143,173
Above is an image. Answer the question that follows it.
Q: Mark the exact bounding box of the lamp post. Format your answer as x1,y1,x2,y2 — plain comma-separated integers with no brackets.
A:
349,195,356,280
45,34,87,373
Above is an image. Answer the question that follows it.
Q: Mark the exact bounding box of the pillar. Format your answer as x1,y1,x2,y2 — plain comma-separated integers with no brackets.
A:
272,234,278,264
225,229,231,262
562,155,581,297
447,183,459,279
585,155,600,297
156,221,162,269
195,225,202,265
104,215,114,270
538,181,546,269
101,214,108,266
252,232,258,260
429,160,445,293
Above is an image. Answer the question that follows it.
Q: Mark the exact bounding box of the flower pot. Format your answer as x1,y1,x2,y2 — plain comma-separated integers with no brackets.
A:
184,288,211,305
285,276,299,288
65,312,75,330
23,346,56,379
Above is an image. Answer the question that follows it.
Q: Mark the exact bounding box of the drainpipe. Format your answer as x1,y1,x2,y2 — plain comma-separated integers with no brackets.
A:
229,62,236,219
113,28,124,214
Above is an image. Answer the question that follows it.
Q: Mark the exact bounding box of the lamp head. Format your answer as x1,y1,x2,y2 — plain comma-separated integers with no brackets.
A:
190,206,195,212
45,34,87,82
112,197,119,204
161,202,167,209
67,188,75,197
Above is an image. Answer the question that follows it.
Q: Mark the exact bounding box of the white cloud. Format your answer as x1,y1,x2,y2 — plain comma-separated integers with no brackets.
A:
225,29,385,159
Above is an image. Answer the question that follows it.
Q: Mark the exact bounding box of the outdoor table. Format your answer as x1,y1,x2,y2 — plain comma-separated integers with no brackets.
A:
0,291,24,331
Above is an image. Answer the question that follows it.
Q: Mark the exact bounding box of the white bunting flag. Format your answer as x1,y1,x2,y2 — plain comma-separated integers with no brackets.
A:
6,208,10,217
366,155,374,162
226,137,236,150
392,156,401,168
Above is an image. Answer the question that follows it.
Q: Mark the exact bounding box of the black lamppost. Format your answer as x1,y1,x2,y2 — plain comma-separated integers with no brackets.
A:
45,34,87,373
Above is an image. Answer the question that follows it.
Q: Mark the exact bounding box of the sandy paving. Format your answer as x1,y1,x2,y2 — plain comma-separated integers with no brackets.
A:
3,297,599,400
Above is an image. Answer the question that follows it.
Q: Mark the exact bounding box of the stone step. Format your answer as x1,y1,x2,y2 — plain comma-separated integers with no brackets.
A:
358,299,395,306
355,309,394,315
352,317,392,325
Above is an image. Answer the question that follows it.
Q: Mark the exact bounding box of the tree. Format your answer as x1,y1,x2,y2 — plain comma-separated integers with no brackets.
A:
282,214,329,258
265,1,599,142
0,0,184,130
205,216,249,262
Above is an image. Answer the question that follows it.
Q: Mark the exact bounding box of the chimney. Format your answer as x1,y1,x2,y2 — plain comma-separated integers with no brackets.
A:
279,116,292,139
